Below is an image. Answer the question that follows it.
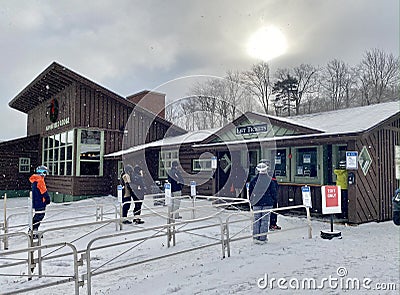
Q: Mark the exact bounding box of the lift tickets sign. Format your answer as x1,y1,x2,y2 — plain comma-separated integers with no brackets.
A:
321,185,342,214
236,123,268,135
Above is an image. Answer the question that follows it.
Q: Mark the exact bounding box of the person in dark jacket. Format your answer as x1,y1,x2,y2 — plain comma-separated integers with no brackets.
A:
120,165,134,224
249,162,277,243
129,165,146,224
167,161,184,219
29,166,51,235
269,172,281,230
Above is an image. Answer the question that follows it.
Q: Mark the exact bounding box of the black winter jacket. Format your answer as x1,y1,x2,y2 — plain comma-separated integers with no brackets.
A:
249,173,277,207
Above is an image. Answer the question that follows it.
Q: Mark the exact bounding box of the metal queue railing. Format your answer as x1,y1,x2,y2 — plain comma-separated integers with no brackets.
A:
0,193,313,294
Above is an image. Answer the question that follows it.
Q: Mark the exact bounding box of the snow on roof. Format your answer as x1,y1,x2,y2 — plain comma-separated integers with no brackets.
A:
105,128,220,157
106,102,399,156
258,101,399,134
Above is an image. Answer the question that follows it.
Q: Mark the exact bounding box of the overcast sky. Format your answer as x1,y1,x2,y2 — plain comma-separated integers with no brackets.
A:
0,0,398,141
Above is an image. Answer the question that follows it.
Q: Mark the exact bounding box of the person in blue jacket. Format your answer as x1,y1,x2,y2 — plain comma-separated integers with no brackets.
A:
29,166,51,235
249,161,277,243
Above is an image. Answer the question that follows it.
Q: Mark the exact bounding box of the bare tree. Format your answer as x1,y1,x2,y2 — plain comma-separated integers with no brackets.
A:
320,59,354,110
242,62,272,114
358,48,400,104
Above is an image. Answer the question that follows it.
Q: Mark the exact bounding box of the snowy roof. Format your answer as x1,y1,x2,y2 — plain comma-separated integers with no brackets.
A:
256,101,399,134
105,128,220,157
105,102,399,156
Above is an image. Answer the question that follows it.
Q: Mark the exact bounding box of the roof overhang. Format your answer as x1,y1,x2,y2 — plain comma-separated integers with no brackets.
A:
9,62,76,113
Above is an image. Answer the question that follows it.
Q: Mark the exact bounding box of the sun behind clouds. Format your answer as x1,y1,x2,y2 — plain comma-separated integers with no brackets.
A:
246,25,288,61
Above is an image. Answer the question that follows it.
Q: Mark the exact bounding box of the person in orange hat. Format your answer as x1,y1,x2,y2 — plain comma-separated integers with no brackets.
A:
29,166,51,236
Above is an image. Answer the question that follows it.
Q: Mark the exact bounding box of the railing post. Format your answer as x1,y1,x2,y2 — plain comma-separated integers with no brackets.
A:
190,181,196,219
3,193,9,250
86,249,92,295
306,207,312,239
117,185,123,231
28,234,34,281
95,206,100,221
220,223,229,259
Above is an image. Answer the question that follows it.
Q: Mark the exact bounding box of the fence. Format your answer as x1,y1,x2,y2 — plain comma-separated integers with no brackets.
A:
0,193,312,294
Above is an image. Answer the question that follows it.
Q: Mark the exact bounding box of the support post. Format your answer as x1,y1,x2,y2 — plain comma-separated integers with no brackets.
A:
3,193,8,250
306,207,312,239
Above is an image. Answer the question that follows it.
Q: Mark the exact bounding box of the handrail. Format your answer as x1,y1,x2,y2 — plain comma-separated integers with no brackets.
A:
2,193,314,295
0,242,80,295
84,215,224,295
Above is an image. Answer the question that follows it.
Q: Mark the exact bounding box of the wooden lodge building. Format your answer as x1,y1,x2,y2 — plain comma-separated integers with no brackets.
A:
0,62,185,202
1,61,399,224
106,102,400,224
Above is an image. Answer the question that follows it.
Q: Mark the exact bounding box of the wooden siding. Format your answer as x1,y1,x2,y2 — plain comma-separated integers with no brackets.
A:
350,115,400,223
352,135,379,223
278,183,323,214
0,135,40,192
377,117,400,221
27,84,74,136
46,176,73,195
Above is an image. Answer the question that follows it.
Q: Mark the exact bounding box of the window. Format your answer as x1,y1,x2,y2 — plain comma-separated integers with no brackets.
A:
271,149,287,177
42,130,74,175
19,158,30,173
295,147,318,177
77,129,104,176
159,150,178,179
192,159,213,171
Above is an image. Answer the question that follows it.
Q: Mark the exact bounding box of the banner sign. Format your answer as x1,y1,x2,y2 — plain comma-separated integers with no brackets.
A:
321,185,342,214
190,181,196,197
346,151,358,170
301,186,312,208
211,156,217,169
236,123,268,135
164,183,172,206
117,185,123,203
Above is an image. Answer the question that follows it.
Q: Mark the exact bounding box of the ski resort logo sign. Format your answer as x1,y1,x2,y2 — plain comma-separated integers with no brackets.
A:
358,146,372,176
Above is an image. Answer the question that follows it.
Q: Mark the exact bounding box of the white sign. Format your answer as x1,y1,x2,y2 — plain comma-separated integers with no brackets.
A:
45,116,70,131
164,183,172,206
117,185,123,203
190,181,196,197
211,156,217,169
321,186,342,214
303,154,311,164
346,151,358,170
301,186,312,208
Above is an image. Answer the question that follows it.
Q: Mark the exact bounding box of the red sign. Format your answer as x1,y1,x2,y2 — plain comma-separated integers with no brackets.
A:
321,185,341,214
325,186,339,207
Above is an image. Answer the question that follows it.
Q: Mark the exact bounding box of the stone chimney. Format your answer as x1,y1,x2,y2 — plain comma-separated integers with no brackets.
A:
126,90,165,118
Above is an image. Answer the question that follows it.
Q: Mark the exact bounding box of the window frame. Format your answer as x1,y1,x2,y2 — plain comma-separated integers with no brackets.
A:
42,130,75,176
76,129,104,177
19,157,31,173
192,158,213,172
159,150,179,179
292,146,322,184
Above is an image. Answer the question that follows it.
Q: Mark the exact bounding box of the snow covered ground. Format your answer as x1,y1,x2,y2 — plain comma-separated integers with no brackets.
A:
1,196,399,295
